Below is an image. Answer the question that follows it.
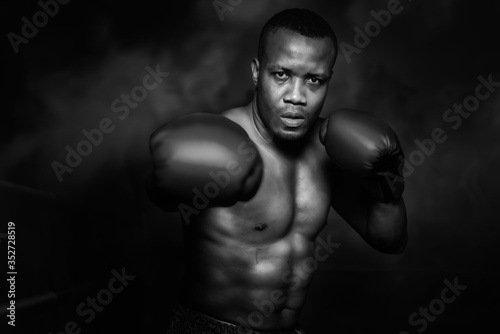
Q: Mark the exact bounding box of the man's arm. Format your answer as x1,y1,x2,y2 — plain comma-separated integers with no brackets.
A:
145,113,263,214
330,166,407,253
320,109,408,254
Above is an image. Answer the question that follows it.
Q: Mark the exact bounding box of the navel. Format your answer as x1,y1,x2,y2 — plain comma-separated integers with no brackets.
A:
254,223,267,231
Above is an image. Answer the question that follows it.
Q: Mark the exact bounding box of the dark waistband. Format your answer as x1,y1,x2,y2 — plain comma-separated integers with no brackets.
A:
166,303,306,334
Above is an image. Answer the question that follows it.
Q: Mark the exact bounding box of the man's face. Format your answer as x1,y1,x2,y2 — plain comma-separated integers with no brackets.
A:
253,28,335,141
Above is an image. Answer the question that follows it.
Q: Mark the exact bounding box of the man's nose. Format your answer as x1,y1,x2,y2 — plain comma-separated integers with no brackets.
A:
283,78,306,106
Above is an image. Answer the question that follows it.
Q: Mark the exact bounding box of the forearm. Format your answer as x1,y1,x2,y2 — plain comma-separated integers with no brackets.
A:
332,170,408,254
321,109,408,253
366,197,407,253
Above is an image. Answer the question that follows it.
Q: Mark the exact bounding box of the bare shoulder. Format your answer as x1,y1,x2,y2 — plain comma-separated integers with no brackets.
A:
312,116,327,147
221,105,249,123
220,104,254,132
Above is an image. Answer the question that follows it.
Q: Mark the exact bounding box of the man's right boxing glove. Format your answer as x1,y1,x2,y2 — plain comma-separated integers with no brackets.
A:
146,113,263,214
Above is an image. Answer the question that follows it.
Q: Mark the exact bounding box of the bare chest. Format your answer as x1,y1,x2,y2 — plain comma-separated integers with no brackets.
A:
202,142,332,244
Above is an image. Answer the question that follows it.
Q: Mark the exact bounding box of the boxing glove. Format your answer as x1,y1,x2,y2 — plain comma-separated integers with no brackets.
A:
146,113,263,213
319,109,404,202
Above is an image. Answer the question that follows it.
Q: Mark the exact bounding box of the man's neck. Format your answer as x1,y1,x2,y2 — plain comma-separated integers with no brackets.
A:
250,96,310,159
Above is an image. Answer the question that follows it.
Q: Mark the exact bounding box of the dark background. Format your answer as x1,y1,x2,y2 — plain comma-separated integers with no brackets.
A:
1,0,499,333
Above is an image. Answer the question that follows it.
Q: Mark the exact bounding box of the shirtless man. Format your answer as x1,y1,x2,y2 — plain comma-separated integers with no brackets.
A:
146,8,407,334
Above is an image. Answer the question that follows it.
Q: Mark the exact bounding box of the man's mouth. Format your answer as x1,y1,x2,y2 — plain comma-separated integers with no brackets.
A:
280,112,305,128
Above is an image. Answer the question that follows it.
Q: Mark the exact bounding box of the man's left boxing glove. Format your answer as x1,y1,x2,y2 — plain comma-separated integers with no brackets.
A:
320,109,405,202
146,113,263,212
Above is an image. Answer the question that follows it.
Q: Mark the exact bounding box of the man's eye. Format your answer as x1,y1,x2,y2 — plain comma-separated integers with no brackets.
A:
274,71,288,79
308,77,322,85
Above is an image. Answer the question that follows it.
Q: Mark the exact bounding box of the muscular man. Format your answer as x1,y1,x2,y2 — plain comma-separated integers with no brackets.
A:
146,8,407,334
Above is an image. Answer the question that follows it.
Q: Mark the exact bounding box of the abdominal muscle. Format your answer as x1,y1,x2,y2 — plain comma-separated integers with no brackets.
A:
180,225,318,331
178,113,331,330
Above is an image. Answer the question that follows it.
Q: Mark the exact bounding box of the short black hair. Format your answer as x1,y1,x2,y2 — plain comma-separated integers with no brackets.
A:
257,8,338,64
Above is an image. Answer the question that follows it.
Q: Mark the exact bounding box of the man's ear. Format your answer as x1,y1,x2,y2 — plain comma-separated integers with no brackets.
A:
251,58,260,86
